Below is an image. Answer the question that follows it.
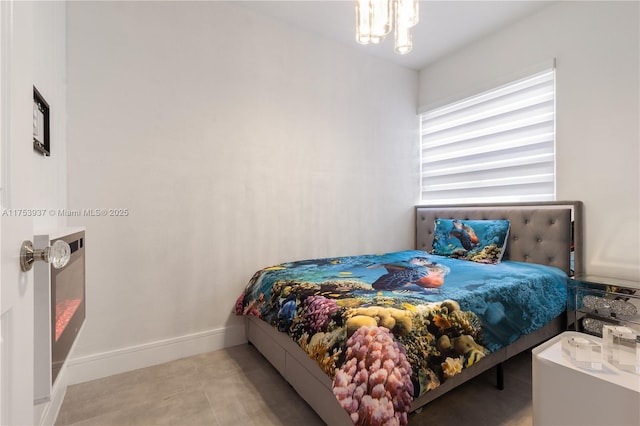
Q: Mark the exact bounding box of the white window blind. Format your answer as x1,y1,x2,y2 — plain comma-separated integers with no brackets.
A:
419,69,556,204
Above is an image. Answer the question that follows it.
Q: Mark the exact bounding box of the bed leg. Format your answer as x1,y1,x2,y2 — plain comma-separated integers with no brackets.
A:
496,362,504,390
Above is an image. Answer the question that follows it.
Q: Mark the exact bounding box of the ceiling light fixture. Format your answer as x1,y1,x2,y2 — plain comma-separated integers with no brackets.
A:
355,0,419,54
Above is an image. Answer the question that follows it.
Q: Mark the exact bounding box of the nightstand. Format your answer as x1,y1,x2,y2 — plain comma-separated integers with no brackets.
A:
567,275,640,336
532,331,640,426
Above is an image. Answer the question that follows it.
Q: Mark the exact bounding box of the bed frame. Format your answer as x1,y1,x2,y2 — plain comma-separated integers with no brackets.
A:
245,201,584,425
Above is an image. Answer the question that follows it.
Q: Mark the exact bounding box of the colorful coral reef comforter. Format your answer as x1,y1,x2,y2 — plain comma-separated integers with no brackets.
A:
235,250,568,425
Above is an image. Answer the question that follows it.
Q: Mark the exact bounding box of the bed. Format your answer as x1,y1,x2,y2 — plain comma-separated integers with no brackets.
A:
235,201,583,425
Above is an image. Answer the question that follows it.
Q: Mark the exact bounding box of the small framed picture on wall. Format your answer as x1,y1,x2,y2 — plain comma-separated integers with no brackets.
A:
33,86,50,156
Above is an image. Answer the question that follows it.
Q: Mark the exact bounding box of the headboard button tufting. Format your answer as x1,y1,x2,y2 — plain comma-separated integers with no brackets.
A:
415,203,577,276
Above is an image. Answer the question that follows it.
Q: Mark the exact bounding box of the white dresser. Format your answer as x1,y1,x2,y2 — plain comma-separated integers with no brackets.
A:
532,331,640,426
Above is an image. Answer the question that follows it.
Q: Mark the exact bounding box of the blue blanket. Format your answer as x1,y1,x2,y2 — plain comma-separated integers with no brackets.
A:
236,250,567,425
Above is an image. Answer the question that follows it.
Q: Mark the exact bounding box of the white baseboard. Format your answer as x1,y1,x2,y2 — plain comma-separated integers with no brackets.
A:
65,324,247,386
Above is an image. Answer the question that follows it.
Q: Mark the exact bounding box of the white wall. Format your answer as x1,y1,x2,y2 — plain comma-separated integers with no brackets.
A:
419,1,640,280
66,1,418,379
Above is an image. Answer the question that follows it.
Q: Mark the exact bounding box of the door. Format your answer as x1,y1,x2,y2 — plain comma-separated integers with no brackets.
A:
1,1,36,425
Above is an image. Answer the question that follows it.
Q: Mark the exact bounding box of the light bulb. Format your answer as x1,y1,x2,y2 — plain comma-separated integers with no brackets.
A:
356,0,372,44
394,2,413,54
370,0,392,38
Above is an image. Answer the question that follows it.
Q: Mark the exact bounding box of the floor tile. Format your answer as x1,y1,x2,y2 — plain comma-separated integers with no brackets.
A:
57,344,533,426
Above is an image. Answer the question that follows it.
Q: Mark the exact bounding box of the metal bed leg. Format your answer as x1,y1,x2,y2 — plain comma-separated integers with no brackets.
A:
496,362,504,390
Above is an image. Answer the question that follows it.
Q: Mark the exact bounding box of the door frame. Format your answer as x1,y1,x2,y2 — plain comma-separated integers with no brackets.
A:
0,1,37,424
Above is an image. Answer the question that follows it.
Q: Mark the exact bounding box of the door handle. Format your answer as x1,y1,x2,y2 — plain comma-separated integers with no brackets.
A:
20,239,71,272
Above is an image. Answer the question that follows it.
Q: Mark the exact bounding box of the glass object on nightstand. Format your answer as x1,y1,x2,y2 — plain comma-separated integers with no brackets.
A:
602,324,640,374
561,333,602,369
567,275,640,337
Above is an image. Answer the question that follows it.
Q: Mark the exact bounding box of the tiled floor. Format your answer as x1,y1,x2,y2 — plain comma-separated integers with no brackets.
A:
56,344,533,425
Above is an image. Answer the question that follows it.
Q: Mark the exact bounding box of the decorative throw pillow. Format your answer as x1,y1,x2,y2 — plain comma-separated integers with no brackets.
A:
431,219,510,264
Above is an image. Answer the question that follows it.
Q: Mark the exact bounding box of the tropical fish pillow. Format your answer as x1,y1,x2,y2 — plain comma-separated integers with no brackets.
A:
431,219,510,264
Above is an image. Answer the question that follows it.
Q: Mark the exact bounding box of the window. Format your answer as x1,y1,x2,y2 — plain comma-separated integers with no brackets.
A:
419,69,556,204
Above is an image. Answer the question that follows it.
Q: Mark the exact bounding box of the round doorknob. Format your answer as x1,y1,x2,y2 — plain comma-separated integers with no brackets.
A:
20,239,71,272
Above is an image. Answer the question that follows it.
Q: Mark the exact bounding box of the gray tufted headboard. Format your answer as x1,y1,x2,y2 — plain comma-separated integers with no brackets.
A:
415,201,583,276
